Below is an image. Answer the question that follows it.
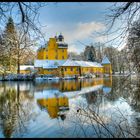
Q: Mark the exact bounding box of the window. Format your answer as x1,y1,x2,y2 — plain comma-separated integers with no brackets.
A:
62,49,64,52
65,68,67,71
71,68,73,71
56,50,57,53
46,56,48,59
55,56,58,59
76,68,79,71
62,56,64,59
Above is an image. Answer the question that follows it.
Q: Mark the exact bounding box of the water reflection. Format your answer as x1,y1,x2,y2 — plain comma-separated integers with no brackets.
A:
1,76,140,137
0,82,35,138
37,93,69,119
34,77,112,93
34,77,112,121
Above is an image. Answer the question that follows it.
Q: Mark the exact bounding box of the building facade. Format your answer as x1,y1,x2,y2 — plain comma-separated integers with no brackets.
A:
37,34,68,60
34,34,112,77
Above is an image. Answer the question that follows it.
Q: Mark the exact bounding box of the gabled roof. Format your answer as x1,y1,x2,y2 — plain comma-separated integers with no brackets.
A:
85,61,103,67
75,61,89,67
75,61,103,67
101,56,111,64
34,59,104,68
61,59,80,66
34,60,66,69
61,60,103,67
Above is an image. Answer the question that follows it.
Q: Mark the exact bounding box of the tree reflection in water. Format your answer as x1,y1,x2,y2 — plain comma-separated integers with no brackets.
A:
57,77,140,138
0,82,36,138
0,76,140,138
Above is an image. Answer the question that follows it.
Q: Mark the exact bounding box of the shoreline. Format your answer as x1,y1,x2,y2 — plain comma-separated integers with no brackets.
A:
0,73,138,81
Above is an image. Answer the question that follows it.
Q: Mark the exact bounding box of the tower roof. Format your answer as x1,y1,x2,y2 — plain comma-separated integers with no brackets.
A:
58,33,64,39
101,56,111,64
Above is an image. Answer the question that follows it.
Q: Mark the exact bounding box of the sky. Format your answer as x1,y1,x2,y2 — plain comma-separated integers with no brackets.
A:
1,2,125,54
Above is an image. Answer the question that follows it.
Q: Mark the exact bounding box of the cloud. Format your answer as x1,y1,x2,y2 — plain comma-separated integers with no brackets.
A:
76,22,106,39
40,21,106,53
68,44,78,52
68,44,82,54
42,21,106,42
63,21,106,43
94,35,107,42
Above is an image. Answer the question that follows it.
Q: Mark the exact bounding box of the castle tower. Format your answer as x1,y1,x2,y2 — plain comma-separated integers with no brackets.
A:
101,56,112,75
36,33,68,60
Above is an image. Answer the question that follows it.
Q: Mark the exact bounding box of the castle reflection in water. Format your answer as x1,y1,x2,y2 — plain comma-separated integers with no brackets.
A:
35,77,112,119
1,76,140,138
0,77,112,138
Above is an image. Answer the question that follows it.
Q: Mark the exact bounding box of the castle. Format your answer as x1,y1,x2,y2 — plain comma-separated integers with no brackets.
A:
34,34,112,77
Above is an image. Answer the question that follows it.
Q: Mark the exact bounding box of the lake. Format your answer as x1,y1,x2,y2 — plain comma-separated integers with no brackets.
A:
0,76,140,138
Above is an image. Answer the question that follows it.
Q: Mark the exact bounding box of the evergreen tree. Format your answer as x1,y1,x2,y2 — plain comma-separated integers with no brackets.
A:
84,45,96,62
94,42,104,63
0,17,35,74
5,17,16,35
1,17,18,73
90,45,96,61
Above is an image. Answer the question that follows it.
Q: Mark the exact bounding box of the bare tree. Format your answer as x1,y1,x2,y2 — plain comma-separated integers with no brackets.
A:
14,25,39,74
127,20,140,76
106,2,140,75
0,2,47,37
0,3,48,74
0,17,38,74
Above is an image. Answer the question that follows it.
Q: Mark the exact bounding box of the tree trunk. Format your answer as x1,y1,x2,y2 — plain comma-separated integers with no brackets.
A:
17,60,20,74
9,48,12,72
17,43,20,74
17,82,20,103
119,67,121,74
123,67,125,74
137,73,140,80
